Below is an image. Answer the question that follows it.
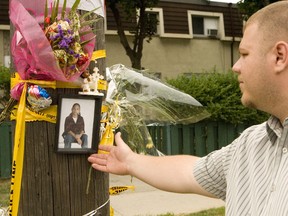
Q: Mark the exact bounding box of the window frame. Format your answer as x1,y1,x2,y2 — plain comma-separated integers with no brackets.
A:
187,10,225,40
145,8,164,36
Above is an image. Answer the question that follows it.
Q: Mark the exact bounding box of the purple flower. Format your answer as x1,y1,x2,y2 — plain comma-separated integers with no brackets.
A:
69,49,75,55
59,39,69,49
65,18,71,24
50,33,60,41
65,36,73,44
57,25,64,37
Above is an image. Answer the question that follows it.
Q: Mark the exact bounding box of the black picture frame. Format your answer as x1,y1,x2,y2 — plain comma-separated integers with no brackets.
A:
55,94,103,154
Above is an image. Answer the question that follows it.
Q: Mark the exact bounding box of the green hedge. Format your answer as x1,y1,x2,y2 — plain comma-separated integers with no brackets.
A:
0,66,11,101
166,72,269,125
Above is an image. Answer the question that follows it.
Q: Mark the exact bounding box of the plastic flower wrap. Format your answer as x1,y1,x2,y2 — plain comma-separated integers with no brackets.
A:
105,64,210,155
9,0,96,100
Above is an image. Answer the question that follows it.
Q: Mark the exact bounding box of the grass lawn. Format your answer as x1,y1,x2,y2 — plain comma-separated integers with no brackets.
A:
0,178,10,207
158,207,225,216
188,207,225,216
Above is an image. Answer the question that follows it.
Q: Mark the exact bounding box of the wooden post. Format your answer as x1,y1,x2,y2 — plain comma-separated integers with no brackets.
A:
9,2,109,215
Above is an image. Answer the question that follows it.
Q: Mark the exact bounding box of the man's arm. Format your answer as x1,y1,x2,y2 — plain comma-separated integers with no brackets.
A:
88,132,215,198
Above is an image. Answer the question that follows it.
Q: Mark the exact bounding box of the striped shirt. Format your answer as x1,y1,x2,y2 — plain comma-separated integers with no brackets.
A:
194,116,288,216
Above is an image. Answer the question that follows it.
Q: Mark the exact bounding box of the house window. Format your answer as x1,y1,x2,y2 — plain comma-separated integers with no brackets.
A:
105,7,164,36
192,16,204,35
146,8,164,36
145,8,164,36
192,15,219,37
145,11,160,35
188,11,225,39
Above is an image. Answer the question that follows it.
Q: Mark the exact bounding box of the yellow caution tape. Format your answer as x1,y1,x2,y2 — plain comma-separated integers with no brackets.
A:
91,50,106,61
9,83,27,216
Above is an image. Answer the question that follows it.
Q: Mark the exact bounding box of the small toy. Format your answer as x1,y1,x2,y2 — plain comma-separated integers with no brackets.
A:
91,69,104,94
80,70,93,93
79,67,104,96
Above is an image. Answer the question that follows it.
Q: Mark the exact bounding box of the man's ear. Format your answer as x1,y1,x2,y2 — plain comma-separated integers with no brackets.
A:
274,41,288,73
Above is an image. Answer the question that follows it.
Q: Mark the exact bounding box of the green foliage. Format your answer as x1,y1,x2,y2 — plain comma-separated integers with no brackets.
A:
166,72,269,125
0,66,11,99
0,178,10,207
237,0,279,20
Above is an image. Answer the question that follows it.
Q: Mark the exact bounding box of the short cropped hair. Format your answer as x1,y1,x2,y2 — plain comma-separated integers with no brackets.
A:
245,1,288,51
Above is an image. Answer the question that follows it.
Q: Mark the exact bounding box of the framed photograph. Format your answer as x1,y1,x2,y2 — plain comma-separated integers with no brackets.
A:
55,94,103,154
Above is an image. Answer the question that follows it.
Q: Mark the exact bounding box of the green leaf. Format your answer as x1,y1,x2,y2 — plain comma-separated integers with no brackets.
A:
61,0,67,19
80,7,101,20
50,0,59,22
44,0,48,20
44,0,49,27
80,19,101,27
55,0,59,19
80,35,96,46
71,0,81,12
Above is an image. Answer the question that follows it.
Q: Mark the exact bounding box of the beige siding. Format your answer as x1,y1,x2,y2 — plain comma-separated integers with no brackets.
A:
106,35,240,79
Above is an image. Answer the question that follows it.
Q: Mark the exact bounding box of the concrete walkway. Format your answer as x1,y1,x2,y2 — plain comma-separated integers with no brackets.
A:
109,174,225,216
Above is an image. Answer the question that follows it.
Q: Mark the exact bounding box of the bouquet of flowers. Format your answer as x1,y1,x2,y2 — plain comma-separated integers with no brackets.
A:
9,0,96,84
105,64,211,155
43,0,97,79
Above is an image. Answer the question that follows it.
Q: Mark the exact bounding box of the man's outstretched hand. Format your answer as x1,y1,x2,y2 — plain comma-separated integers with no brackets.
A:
87,132,135,175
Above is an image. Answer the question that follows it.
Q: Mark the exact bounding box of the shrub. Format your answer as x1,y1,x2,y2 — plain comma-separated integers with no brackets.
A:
0,66,11,107
166,72,269,125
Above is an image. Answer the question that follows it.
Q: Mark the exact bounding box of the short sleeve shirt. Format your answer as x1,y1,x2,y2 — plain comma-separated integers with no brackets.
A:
193,116,288,216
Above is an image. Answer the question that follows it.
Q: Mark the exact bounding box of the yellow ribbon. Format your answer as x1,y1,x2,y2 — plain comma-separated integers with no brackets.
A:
9,83,27,216
91,50,106,61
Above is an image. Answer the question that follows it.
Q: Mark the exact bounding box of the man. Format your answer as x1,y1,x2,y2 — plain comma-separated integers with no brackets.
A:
88,2,288,215
62,103,88,148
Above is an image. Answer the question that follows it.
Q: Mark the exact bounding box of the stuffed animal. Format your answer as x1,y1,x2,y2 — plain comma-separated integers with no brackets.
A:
81,70,93,92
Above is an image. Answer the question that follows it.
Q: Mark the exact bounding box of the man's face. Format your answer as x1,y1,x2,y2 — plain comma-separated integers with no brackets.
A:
232,23,273,111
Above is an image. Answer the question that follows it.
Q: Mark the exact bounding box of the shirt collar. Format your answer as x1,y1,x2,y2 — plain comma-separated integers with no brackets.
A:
266,116,283,138
266,115,288,139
